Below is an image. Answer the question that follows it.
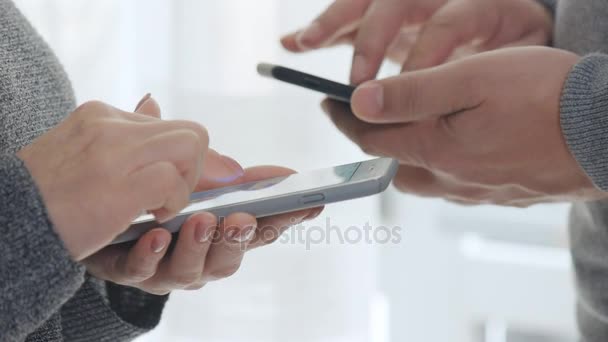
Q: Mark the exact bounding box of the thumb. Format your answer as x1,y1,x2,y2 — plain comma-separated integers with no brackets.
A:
351,62,483,124
134,93,161,118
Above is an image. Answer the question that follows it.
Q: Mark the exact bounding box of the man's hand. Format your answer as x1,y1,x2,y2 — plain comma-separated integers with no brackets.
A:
281,0,553,84
82,95,322,295
323,47,607,206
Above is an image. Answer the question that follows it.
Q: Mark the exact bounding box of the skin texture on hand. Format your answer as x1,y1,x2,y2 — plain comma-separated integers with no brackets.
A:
323,47,608,206
17,99,214,261
82,95,322,295
281,0,552,84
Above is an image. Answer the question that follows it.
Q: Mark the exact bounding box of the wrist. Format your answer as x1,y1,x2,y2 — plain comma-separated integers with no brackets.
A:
16,147,85,261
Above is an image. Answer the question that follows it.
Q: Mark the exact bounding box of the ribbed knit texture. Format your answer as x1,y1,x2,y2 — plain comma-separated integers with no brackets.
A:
60,278,168,342
561,54,608,190
0,154,85,341
0,0,168,341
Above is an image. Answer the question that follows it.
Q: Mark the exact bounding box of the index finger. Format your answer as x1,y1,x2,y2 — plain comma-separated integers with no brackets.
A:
281,0,371,51
403,0,494,71
350,0,446,84
350,0,410,84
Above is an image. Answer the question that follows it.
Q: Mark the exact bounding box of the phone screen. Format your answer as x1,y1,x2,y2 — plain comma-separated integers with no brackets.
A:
190,162,361,206
134,162,362,223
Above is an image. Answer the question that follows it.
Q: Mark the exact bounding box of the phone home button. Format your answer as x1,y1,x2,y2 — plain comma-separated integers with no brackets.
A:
301,193,325,205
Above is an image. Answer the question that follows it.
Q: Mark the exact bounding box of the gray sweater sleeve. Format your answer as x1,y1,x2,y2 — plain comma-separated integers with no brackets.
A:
561,55,608,342
560,54,608,190
60,277,169,341
0,154,86,341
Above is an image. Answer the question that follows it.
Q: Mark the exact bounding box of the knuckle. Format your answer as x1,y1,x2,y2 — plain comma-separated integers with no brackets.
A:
182,131,205,158
185,282,206,291
191,122,210,146
172,272,202,287
123,264,154,283
179,121,209,149
75,100,106,114
73,101,116,122
208,265,240,281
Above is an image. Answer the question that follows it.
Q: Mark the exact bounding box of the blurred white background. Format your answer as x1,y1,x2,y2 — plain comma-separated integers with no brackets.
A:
14,1,578,341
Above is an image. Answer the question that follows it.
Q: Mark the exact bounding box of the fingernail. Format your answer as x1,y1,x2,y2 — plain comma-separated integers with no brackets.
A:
208,155,245,183
195,221,212,243
354,82,384,118
351,55,369,85
234,225,257,243
151,236,166,254
297,22,322,48
135,93,152,111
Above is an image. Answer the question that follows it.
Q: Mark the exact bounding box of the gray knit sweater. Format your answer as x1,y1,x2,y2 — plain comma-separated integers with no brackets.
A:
0,1,167,341
540,1,608,341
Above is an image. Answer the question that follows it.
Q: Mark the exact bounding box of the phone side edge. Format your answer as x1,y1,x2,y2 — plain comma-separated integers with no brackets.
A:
112,178,385,245
257,63,278,78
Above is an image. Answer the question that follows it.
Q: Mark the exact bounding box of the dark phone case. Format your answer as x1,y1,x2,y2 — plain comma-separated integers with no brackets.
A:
258,63,354,103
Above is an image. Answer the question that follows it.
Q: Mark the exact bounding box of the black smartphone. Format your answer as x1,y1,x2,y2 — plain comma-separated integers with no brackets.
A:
257,63,354,103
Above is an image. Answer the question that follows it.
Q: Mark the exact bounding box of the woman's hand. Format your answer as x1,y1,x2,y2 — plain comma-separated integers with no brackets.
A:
323,47,605,206
80,96,322,295
282,0,553,84
83,168,321,296
17,98,228,261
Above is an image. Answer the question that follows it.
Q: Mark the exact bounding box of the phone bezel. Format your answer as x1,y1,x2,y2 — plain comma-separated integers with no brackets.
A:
132,158,393,225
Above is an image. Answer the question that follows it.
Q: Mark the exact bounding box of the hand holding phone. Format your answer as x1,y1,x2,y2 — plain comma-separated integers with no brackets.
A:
113,158,398,244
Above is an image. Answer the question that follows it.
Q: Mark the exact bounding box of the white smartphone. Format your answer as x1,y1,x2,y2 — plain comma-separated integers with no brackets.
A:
112,158,399,244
